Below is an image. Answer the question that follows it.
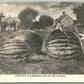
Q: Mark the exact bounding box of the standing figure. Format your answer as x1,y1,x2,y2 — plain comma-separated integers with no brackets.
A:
54,19,67,36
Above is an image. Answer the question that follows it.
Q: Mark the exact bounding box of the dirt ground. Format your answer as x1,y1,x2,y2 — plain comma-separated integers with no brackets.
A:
0,30,84,74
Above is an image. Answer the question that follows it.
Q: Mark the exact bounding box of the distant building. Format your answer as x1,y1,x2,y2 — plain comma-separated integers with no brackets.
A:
58,12,73,28
54,11,74,32
0,15,19,31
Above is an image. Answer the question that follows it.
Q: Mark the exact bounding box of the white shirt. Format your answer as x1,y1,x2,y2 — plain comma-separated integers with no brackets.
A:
79,33,84,40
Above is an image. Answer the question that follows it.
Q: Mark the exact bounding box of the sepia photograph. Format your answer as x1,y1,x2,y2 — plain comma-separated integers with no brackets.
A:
0,1,84,75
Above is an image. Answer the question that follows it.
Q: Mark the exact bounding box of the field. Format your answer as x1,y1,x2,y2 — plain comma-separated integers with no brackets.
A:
0,30,84,74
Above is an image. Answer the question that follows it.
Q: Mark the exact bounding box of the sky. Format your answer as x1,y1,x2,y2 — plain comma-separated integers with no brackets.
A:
0,2,83,20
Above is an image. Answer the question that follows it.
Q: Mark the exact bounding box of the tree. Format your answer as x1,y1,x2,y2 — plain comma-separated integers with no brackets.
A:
33,21,40,30
39,15,54,29
18,8,38,30
73,4,84,25
1,22,7,31
10,21,17,31
0,12,4,22
0,12,5,26
24,15,33,29
0,12,6,31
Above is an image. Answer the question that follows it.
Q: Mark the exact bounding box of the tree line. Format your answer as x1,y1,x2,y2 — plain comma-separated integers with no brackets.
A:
18,3,84,30
18,8,54,30
0,3,84,30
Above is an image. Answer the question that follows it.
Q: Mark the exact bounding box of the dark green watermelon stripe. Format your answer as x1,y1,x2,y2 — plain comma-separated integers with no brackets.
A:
47,49,82,57
0,41,26,46
47,47,80,51
51,32,77,38
0,47,29,51
51,33,65,37
0,44,27,48
49,33,78,40
47,43,79,47
48,40,80,45
0,51,29,56
0,55,27,61
0,44,29,49
48,38,79,43
0,50,29,55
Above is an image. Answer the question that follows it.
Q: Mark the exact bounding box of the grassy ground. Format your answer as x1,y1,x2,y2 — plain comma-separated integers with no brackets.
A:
0,30,84,74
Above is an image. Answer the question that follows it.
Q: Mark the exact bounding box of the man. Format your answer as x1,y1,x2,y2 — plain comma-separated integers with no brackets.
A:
53,19,67,36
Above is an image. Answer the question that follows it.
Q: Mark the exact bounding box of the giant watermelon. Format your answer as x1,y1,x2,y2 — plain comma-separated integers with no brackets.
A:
43,29,84,59
0,30,43,62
